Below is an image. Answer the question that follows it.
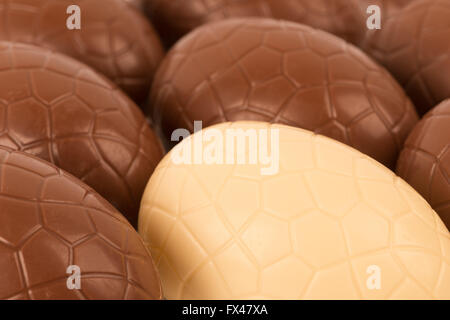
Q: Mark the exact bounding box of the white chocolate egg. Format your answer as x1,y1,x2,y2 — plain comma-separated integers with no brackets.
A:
139,122,450,299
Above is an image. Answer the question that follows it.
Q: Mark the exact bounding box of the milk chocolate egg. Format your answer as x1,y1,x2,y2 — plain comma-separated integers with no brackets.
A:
0,147,162,299
139,121,450,299
397,99,450,228
0,42,164,226
149,18,418,169
362,0,450,115
146,0,365,46
0,0,164,104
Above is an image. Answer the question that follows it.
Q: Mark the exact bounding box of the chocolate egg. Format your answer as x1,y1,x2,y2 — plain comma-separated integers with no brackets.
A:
149,18,418,169
146,0,365,46
362,0,450,115
138,121,450,299
0,0,164,104
0,146,162,299
0,42,164,226
397,99,450,228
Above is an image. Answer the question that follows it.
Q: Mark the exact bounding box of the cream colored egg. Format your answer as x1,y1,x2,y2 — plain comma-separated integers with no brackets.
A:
138,122,450,299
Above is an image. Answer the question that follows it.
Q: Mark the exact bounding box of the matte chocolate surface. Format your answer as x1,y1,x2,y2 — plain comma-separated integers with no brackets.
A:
0,42,164,226
359,0,414,15
362,0,450,115
397,99,450,228
146,0,365,47
0,0,164,104
123,0,145,12
0,146,162,299
149,18,418,169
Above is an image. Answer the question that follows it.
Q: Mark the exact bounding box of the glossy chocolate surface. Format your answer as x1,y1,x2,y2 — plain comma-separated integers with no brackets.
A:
0,146,162,299
397,99,450,228
149,18,418,169
0,42,164,226
0,0,164,104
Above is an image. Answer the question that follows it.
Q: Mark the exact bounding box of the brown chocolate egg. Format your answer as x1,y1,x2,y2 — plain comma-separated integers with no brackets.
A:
397,99,450,228
0,146,162,299
149,18,418,169
362,0,450,115
0,0,164,104
0,42,164,226
146,0,365,47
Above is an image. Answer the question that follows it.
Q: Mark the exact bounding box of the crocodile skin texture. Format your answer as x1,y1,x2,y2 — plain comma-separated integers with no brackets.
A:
0,146,162,300
397,99,450,229
139,121,450,299
0,0,165,104
362,0,450,115
0,42,164,226
146,0,365,47
149,18,418,169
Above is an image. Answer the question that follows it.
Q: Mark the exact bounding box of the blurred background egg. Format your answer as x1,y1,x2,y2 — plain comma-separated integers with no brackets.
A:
145,0,365,47
362,0,450,115
0,0,164,104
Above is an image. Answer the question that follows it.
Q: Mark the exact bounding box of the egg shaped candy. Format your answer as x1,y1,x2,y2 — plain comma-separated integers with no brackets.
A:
0,147,162,299
0,42,164,226
0,0,164,104
139,121,450,300
149,18,418,169
362,0,450,115
146,0,365,46
397,99,450,229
